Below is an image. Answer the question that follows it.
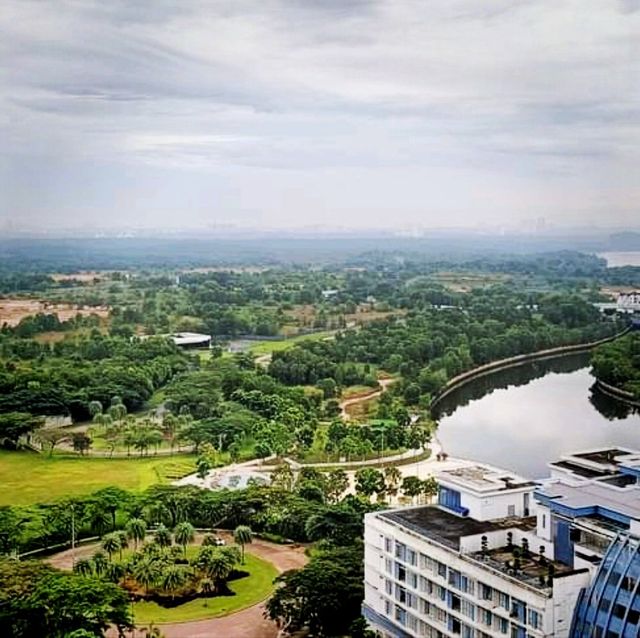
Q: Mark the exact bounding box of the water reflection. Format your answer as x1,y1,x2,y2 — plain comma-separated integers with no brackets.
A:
436,354,640,478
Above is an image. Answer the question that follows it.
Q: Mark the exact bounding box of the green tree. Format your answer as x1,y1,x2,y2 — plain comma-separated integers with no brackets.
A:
126,517,147,550
133,557,161,595
324,469,349,503
154,523,172,548
355,468,385,499
101,532,121,562
266,544,363,637
160,565,190,599
174,521,195,558
233,525,253,563
401,476,424,503
0,557,132,637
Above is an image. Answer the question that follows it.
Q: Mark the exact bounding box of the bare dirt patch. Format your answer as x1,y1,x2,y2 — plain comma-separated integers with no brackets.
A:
50,271,109,283
0,298,110,327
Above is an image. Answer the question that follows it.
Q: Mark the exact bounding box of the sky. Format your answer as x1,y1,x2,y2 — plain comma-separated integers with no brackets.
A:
1,0,638,233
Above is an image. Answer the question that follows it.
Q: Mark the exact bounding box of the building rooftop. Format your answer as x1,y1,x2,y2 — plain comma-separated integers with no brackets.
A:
380,506,535,551
169,332,211,346
536,479,640,525
438,464,536,494
379,506,577,593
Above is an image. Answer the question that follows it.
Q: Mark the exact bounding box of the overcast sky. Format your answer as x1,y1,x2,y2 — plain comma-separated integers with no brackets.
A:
1,0,638,232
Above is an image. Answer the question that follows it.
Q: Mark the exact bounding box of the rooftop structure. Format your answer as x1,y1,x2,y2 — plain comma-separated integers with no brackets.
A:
169,332,212,348
364,449,640,638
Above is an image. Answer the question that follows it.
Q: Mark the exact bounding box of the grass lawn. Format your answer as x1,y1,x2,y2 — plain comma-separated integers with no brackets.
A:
0,451,195,506
133,552,279,624
248,331,335,356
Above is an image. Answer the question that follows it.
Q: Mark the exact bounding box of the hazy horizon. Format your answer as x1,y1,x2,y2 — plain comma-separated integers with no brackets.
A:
1,1,638,231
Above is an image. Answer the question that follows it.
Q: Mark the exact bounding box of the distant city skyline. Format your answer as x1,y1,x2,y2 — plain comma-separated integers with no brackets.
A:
1,1,638,231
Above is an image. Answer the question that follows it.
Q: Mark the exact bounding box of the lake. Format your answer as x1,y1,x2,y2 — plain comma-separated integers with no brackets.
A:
597,251,640,267
434,353,640,478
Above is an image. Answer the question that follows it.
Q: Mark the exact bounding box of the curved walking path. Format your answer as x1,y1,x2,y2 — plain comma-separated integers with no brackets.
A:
339,377,395,420
47,534,307,638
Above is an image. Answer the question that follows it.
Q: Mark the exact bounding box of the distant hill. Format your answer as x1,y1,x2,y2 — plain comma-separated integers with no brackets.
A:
609,232,640,251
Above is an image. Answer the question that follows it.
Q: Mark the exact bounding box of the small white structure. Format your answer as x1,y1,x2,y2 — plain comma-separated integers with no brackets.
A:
169,332,211,348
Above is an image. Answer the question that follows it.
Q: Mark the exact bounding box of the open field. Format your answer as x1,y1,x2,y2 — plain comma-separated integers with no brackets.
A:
133,552,278,624
246,331,335,356
0,298,110,327
0,451,194,505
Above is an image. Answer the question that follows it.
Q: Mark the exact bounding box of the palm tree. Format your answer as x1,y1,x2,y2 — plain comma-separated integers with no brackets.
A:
88,400,103,418
133,557,161,595
105,561,126,584
196,548,233,594
92,550,108,576
122,428,137,457
220,545,241,567
174,521,195,558
147,428,162,454
73,558,94,576
126,517,147,550
233,525,253,564
154,523,172,548
199,577,215,596
117,530,129,561
102,532,121,562
160,565,190,599
87,504,111,536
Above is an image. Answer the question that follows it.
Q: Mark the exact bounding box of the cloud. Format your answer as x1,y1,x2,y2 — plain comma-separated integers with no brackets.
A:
0,0,638,230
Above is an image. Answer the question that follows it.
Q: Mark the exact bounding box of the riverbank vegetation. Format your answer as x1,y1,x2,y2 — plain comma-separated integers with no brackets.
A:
591,333,640,399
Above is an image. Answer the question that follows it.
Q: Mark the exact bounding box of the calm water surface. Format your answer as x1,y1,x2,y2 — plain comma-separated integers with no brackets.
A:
435,353,640,478
597,251,640,267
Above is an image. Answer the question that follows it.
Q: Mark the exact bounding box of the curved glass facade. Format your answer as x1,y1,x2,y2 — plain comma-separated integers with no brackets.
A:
570,534,640,638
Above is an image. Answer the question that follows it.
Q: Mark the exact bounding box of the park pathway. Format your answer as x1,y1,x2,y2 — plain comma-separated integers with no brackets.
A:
339,377,395,420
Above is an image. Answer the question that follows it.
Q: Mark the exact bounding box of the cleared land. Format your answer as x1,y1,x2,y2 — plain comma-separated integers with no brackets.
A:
0,298,109,327
0,451,194,505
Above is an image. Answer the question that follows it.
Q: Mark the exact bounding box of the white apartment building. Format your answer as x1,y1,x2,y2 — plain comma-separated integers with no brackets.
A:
364,450,640,638
363,463,592,638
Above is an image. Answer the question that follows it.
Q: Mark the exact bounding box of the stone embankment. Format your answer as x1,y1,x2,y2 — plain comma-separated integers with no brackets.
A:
594,379,640,408
430,328,630,412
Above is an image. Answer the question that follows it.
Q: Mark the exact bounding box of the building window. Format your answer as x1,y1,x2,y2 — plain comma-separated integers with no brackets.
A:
385,537,392,553
395,605,407,626
499,592,510,610
437,561,447,578
479,582,493,601
542,513,546,529
482,609,492,626
511,599,527,624
385,579,393,595
407,548,417,566
460,599,475,620
395,542,407,562
528,609,541,629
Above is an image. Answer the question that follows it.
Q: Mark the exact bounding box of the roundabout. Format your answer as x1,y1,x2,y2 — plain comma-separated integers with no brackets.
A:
47,533,308,638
